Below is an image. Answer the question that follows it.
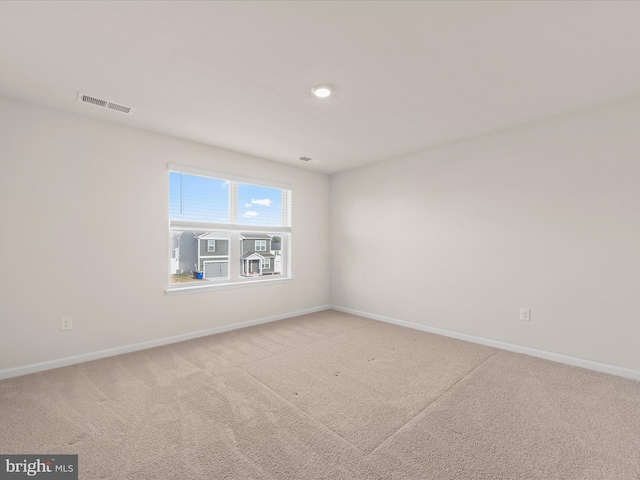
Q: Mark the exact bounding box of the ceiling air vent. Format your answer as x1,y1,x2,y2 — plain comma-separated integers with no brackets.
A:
78,93,133,115
299,156,312,162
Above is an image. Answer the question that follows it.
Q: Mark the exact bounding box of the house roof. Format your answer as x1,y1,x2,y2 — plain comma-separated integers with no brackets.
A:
172,231,199,240
241,252,275,259
240,233,271,239
197,232,228,240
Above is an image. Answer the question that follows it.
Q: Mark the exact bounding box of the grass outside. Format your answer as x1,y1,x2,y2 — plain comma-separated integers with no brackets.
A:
171,273,201,284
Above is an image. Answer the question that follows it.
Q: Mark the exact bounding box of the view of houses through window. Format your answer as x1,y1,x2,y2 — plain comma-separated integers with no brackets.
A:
170,231,284,283
169,166,291,286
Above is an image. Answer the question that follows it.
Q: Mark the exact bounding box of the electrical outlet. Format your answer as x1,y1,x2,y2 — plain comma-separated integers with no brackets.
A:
519,308,531,322
61,316,72,331
310,283,315,292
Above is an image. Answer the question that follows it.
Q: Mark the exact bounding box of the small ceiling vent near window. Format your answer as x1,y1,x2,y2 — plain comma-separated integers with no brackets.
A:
299,156,312,162
78,93,133,115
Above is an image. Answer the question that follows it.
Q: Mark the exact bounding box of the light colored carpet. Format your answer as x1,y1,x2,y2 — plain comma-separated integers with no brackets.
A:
241,321,496,453
0,309,638,479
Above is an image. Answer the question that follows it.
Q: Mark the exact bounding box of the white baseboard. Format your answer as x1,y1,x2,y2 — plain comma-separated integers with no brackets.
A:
331,305,640,382
0,305,331,380
4,304,637,383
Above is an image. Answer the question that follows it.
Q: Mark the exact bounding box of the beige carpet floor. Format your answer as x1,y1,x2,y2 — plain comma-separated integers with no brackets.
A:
1,309,639,479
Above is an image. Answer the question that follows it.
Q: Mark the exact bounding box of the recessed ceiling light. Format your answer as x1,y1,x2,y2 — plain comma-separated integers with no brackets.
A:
311,84,333,98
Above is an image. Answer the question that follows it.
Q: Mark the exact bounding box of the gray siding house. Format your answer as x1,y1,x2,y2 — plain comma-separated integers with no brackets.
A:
196,232,229,279
172,231,229,279
240,233,276,276
174,232,278,278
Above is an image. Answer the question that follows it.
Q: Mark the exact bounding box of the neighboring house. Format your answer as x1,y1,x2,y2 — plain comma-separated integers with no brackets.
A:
240,233,277,276
171,231,198,274
196,232,229,279
171,231,229,279
174,232,277,278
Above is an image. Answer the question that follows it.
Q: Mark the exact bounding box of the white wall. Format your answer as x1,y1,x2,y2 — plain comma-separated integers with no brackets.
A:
331,96,640,371
0,97,329,371
3,92,639,374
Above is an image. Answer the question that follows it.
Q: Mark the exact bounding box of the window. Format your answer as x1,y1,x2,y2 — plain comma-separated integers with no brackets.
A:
168,164,291,291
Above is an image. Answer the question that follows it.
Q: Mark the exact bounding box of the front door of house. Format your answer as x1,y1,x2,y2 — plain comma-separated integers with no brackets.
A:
250,259,259,274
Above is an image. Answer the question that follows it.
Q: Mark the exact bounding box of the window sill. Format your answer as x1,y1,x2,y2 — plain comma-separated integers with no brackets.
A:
165,277,293,296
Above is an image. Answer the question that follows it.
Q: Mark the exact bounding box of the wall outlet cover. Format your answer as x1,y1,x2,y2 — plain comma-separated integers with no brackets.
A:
61,316,73,331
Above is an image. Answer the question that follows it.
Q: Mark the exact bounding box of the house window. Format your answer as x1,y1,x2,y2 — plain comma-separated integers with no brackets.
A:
168,165,291,292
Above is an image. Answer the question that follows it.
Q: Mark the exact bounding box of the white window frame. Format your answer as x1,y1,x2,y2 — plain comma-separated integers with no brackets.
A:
261,258,270,269
255,240,267,252
167,164,292,295
207,240,216,252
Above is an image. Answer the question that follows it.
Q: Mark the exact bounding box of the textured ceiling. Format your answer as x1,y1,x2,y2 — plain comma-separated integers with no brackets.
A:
1,1,640,174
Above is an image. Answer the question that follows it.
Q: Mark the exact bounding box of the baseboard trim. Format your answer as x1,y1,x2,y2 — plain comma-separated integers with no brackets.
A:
0,305,332,380
331,305,640,382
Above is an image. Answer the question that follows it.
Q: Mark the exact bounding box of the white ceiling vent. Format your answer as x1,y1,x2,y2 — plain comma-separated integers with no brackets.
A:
78,93,133,115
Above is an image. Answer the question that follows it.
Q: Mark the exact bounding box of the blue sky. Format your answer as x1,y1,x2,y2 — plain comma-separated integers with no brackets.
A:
238,182,282,226
170,172,282,226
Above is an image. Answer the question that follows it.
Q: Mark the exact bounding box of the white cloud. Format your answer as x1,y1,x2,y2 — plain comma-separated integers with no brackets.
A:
242,211,259,218
245,203,252,207
252,198,272,207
